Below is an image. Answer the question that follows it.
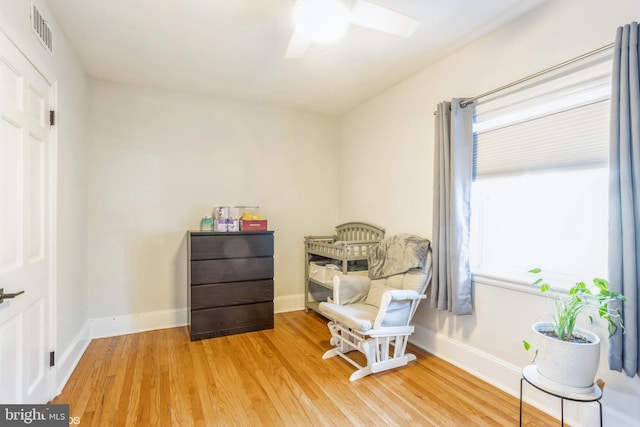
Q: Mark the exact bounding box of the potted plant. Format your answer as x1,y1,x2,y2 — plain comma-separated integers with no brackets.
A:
523,268,626,391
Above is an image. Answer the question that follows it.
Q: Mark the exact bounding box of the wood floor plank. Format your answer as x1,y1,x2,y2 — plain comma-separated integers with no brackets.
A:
52,311,558,426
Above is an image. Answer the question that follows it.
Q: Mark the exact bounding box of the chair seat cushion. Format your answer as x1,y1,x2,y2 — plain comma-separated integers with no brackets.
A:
318,302,378,332
319,301,412,332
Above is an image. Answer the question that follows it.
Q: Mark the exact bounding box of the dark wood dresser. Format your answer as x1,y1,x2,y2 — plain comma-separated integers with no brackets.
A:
187,231,274,341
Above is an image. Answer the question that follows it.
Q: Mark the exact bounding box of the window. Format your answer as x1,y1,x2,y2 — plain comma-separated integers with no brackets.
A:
470,50,613,288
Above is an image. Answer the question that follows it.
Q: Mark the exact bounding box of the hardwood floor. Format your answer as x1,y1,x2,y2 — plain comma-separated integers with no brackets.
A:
53,310,557,426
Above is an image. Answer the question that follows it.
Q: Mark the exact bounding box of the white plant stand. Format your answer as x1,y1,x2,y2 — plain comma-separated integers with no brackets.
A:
519,364,603,427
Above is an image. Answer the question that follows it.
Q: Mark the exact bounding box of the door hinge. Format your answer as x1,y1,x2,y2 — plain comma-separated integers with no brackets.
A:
50,351,55,367
49,110,55,126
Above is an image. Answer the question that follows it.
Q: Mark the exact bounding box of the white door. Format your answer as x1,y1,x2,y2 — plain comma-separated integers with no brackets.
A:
0,31,54,404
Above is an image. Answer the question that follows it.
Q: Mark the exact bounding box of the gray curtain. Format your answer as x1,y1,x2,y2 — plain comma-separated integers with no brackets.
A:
608,21,640,378
431,99,474,315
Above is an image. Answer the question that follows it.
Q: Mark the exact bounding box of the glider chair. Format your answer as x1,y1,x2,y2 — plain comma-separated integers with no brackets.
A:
318,234,432,381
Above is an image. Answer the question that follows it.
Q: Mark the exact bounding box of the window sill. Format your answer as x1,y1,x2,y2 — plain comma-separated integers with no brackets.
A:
472,272,549,297
472,268,584,295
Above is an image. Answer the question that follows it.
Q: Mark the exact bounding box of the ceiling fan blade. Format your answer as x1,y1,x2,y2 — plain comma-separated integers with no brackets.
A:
285,30,310,58
350,0,420,38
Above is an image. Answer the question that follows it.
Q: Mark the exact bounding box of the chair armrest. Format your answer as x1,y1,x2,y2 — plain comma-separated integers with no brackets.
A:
333,274,371,305
373,290,426,329
382,289,425,302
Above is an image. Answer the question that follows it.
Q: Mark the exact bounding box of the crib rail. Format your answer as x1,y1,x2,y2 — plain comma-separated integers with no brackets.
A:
304,222,385,260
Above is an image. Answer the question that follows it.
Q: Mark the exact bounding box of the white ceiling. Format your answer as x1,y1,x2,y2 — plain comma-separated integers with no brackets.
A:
44,0,546,115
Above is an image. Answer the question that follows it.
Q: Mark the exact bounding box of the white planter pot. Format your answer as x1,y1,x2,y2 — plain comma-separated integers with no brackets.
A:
533,322,600,390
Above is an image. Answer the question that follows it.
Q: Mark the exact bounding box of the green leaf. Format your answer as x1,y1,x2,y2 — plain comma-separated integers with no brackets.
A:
533,278,543,285
529,268,542,274
523,340,531,351
599,305,607,317
593,278,608,290
540,283,550,293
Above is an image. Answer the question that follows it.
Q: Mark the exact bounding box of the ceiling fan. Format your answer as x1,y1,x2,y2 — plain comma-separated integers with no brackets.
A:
285,0,421,58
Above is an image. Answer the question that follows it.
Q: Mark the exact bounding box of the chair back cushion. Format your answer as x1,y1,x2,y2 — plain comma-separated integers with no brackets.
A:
365,276,399,307
403,268,429,293
365,268,427,308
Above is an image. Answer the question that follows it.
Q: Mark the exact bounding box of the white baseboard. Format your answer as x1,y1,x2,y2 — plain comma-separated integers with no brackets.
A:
89,294,305,340
90,308,188,339
412,324,523,391
54,321,91,396
275,293,305,313
411,324,631,427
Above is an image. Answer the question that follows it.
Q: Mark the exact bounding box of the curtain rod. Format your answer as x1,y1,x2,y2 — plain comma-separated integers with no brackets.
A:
433,42,615,115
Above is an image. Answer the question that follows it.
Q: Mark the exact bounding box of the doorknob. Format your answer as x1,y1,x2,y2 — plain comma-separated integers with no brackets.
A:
0,288,25,304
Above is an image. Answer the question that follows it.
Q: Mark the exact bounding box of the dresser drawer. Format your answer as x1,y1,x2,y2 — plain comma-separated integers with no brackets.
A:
191,280,273,310
190,233,274,260
191,257,273,285
190,302,274,340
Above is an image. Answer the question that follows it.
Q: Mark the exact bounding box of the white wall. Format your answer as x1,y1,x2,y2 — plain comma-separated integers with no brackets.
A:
87,81,339,323
0,0,90,394
339,0,640,426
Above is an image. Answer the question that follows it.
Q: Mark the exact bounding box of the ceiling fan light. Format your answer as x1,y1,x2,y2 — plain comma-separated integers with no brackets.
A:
292,0,351,44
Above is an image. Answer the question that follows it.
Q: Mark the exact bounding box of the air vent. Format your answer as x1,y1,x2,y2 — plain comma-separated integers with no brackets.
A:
31,4,53,54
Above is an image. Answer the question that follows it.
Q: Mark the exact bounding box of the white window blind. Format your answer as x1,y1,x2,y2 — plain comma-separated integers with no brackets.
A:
474,51,612,177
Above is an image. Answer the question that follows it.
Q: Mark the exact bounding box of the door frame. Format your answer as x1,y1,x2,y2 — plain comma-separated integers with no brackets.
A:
46,75,58,402
1,27,59,401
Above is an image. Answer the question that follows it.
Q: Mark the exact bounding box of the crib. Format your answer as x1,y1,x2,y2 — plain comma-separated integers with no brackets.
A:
304,222,385,313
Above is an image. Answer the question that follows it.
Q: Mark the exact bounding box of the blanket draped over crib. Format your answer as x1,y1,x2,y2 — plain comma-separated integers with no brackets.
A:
368,234,431,279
